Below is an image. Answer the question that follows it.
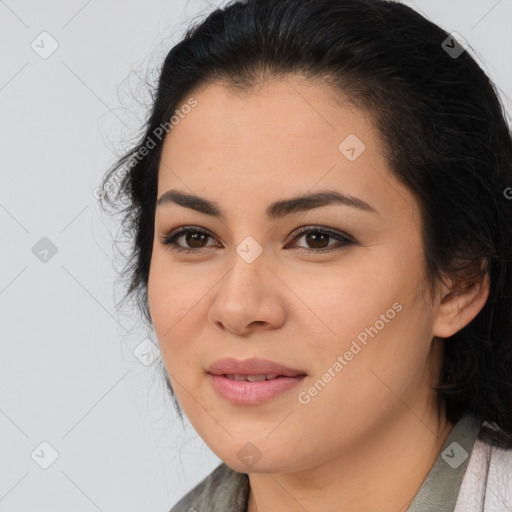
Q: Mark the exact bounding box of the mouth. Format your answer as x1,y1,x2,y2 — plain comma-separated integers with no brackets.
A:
207,357,307,378
223,373,288,381
206,357,307,405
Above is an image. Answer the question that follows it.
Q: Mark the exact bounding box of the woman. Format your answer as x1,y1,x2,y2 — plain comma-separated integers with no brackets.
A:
100,0,512,510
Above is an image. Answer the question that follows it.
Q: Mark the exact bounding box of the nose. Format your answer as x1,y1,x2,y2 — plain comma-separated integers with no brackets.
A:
208,249,287,336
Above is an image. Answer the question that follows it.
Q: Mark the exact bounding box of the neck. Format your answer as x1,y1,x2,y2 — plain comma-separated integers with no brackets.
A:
246,407,454,512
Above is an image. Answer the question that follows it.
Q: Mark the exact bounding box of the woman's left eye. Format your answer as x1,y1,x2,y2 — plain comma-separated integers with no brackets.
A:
160,226,355,253
289,227,355,252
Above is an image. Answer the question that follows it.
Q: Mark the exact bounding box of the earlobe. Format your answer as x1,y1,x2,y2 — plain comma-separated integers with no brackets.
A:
431,268,490,339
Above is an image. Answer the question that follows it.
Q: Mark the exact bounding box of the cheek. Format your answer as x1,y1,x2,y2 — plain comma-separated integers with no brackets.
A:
148,247,205,323
293,255,404,353
147,271,201,412
147,254,199,354
295,244,429,388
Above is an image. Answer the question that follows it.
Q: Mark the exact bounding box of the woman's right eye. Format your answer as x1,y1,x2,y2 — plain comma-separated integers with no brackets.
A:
160,227,219,253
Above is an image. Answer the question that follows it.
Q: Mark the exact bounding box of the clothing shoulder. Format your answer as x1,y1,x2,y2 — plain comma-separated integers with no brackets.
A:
169,462,249,512
455,421,512,511
478,437,512,510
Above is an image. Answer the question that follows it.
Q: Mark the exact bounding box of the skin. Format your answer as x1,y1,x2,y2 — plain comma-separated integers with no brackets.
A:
147,76,490,512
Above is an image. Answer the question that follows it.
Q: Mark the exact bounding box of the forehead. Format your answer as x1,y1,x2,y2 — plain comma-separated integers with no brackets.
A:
167,76,371,151
157,77,419,225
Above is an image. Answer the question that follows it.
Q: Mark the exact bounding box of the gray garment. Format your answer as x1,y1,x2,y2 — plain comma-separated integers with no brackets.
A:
406,413,482,511
170,463,249,512
169,413,482,512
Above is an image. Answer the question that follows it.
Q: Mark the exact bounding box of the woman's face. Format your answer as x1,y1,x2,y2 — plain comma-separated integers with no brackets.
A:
148,76,445,473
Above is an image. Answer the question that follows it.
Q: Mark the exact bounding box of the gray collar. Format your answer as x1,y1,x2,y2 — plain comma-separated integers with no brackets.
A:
406,413,482,512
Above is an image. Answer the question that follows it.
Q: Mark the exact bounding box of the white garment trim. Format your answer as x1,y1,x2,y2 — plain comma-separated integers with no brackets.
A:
454,423,512,511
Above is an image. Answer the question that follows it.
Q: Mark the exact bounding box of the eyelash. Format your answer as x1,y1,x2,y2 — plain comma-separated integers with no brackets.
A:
160,225,356,254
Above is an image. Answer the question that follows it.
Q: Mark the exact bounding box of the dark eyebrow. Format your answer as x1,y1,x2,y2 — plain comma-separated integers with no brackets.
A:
156,188,378,220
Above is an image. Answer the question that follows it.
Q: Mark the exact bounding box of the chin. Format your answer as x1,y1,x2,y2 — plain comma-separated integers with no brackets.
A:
212,441,305,475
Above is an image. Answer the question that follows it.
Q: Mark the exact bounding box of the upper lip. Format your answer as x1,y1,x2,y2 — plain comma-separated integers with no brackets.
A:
207,357,307,377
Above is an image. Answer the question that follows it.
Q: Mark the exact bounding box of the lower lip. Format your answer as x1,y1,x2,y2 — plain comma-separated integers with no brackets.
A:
208,374,306,405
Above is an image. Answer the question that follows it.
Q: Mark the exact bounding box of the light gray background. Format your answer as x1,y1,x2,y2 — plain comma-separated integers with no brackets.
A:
1,1,511,511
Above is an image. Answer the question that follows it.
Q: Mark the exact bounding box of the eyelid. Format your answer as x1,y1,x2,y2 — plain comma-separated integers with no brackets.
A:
159,225,219,251
160,224,357,253
289,225,356,245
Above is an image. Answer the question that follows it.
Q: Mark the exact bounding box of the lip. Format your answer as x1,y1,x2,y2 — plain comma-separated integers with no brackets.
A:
208,374,306,405
207,357,307,377
206,357,307,405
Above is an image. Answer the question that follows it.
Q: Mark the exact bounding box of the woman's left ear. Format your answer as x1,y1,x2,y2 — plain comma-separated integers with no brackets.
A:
431,262,490,339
